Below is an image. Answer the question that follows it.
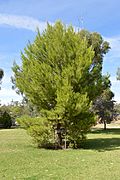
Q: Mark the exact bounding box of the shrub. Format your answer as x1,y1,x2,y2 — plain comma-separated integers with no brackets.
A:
17,116,54,148
0,111,12,128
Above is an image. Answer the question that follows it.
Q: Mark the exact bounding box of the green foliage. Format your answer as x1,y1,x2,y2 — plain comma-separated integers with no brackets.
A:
0,100,39,120
0,68,4,81
17,116,54,147
114,103,120,113
12,21,110,148
93,88,115,129
0,111,12,128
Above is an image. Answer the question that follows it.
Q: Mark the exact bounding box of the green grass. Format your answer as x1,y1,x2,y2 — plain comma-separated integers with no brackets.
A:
0,127,120,180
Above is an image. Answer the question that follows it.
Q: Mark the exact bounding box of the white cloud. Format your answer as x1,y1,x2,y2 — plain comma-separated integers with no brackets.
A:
0,13,52,32
0,13,79,33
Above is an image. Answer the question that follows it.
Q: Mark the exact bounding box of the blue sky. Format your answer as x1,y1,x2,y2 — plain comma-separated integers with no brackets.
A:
0,0,120,104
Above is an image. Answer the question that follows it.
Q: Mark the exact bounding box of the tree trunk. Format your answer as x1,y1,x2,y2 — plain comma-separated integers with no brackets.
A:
56,123,62,148
104,120,107,130
64,132,67,149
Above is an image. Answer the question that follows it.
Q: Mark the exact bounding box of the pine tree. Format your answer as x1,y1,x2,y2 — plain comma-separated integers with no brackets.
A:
12,22,110,148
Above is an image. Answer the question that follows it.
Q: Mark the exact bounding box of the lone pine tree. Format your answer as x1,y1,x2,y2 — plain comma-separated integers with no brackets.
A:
12,22,110,148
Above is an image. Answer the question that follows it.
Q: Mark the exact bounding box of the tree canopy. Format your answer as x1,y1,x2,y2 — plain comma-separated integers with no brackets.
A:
12,21,110,148
93,88,115,130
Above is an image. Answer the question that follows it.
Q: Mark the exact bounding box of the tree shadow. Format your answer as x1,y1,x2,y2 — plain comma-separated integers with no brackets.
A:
90,128,120,135
84,138,120,151
83,128,120,151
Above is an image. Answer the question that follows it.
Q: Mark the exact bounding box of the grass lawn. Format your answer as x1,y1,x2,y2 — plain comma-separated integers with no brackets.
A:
0,125,120,180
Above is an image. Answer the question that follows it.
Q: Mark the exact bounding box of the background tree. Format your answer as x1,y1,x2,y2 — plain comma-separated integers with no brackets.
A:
0,100,38,120
93,88,115,130
12,22,110,148
0,68,4,80
117,67,120,80
114,103,120,114
0,68,4,90
0,68,4,105
0,109,12,129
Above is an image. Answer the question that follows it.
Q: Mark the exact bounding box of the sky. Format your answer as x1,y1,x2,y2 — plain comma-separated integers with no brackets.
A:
0,0,120,104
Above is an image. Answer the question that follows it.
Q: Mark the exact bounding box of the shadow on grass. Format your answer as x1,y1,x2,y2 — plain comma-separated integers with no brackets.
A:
90,128,120,135
84,128,120,151
84,138,120,151
28,128,120,151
